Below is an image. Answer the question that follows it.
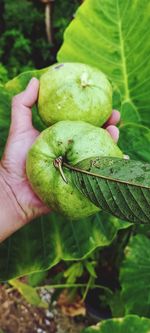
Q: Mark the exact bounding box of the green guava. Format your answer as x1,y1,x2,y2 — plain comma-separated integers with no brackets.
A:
38,62,112,127
26,121,123,220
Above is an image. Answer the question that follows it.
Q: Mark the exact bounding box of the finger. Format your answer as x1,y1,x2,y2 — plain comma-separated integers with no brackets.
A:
10,78,39,133
106,125,119,143
103,110,120,128
35,206,51,219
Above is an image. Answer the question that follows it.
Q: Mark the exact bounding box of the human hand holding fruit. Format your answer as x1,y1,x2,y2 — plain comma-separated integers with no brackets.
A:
0,68,121,241
27,64,122,219
0,78,50,242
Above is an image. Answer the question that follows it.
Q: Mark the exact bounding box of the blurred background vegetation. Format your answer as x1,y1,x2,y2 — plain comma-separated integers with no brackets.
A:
0,0,82,83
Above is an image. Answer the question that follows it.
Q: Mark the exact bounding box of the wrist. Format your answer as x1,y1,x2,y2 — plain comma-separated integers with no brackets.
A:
0,163,26,242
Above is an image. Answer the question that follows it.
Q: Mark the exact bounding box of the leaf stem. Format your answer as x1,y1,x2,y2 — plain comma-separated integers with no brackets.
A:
40,283,113,295
53,156,68,183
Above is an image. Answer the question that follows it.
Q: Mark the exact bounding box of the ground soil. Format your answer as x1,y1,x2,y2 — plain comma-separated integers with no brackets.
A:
0,284,86,333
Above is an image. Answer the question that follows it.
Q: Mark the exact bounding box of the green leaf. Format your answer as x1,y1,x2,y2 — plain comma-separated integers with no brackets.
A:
120,101,141,125
112,87,122,111
9,279,48,308
119,123,150,163
64,262,84,284
0,213,130,281
85,261,97,279
68,156,150,224
0,73,46,159
0,68,129,281
5,67,48,95
107,291,125,318
28,271,48,287
120,234,150,316
58,0,150,126
0,86,12,158
0,68,48,155
82,315,150,333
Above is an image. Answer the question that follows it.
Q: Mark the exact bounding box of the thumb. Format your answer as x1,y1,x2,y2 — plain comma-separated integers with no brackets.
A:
10,78,39,134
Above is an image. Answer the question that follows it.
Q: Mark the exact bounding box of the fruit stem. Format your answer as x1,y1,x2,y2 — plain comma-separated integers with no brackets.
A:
80,72,91,87
53,156,68,184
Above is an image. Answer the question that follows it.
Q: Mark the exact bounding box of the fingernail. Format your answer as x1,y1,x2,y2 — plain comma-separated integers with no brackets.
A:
27,77,39,88
113,109,120,114
112,109,121,121
106,125,119,143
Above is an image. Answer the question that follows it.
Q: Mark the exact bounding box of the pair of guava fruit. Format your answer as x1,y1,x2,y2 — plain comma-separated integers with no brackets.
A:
26,63,122,219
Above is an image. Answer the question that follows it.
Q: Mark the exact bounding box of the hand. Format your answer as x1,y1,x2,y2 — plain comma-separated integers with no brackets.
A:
0,78,50,242
0,78,120,242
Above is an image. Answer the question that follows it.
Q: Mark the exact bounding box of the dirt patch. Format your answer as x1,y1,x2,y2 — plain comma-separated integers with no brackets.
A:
0,284,55,333
0,285,86,333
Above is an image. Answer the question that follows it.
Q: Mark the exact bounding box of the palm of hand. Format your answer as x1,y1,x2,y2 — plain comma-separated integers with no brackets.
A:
1,127,50,223
1,79,50,223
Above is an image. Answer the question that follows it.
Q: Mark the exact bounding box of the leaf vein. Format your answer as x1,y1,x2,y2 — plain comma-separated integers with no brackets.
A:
127,185,150,222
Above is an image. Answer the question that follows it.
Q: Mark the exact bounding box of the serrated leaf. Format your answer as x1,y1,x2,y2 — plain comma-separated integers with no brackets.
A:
58,0,150,126
120,234,150,317
68,157,150,224
82,315,150,333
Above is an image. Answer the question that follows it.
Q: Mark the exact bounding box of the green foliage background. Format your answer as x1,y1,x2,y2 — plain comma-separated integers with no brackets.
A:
1,1,150,332
0,0,80,81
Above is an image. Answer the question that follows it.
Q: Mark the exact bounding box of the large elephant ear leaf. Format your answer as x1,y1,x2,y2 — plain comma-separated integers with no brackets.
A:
5,68,49,131
0,67,131,281
119,123,150,163
0,212,130,281
120,234,150,317
82,315,150,333
58,0,150,126
5,67,48,96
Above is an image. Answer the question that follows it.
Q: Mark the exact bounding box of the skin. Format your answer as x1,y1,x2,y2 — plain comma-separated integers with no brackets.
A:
0,78,120,242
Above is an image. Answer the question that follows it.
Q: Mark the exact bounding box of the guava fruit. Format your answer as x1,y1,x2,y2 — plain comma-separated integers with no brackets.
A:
26,121,123,220
38,62,112,127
